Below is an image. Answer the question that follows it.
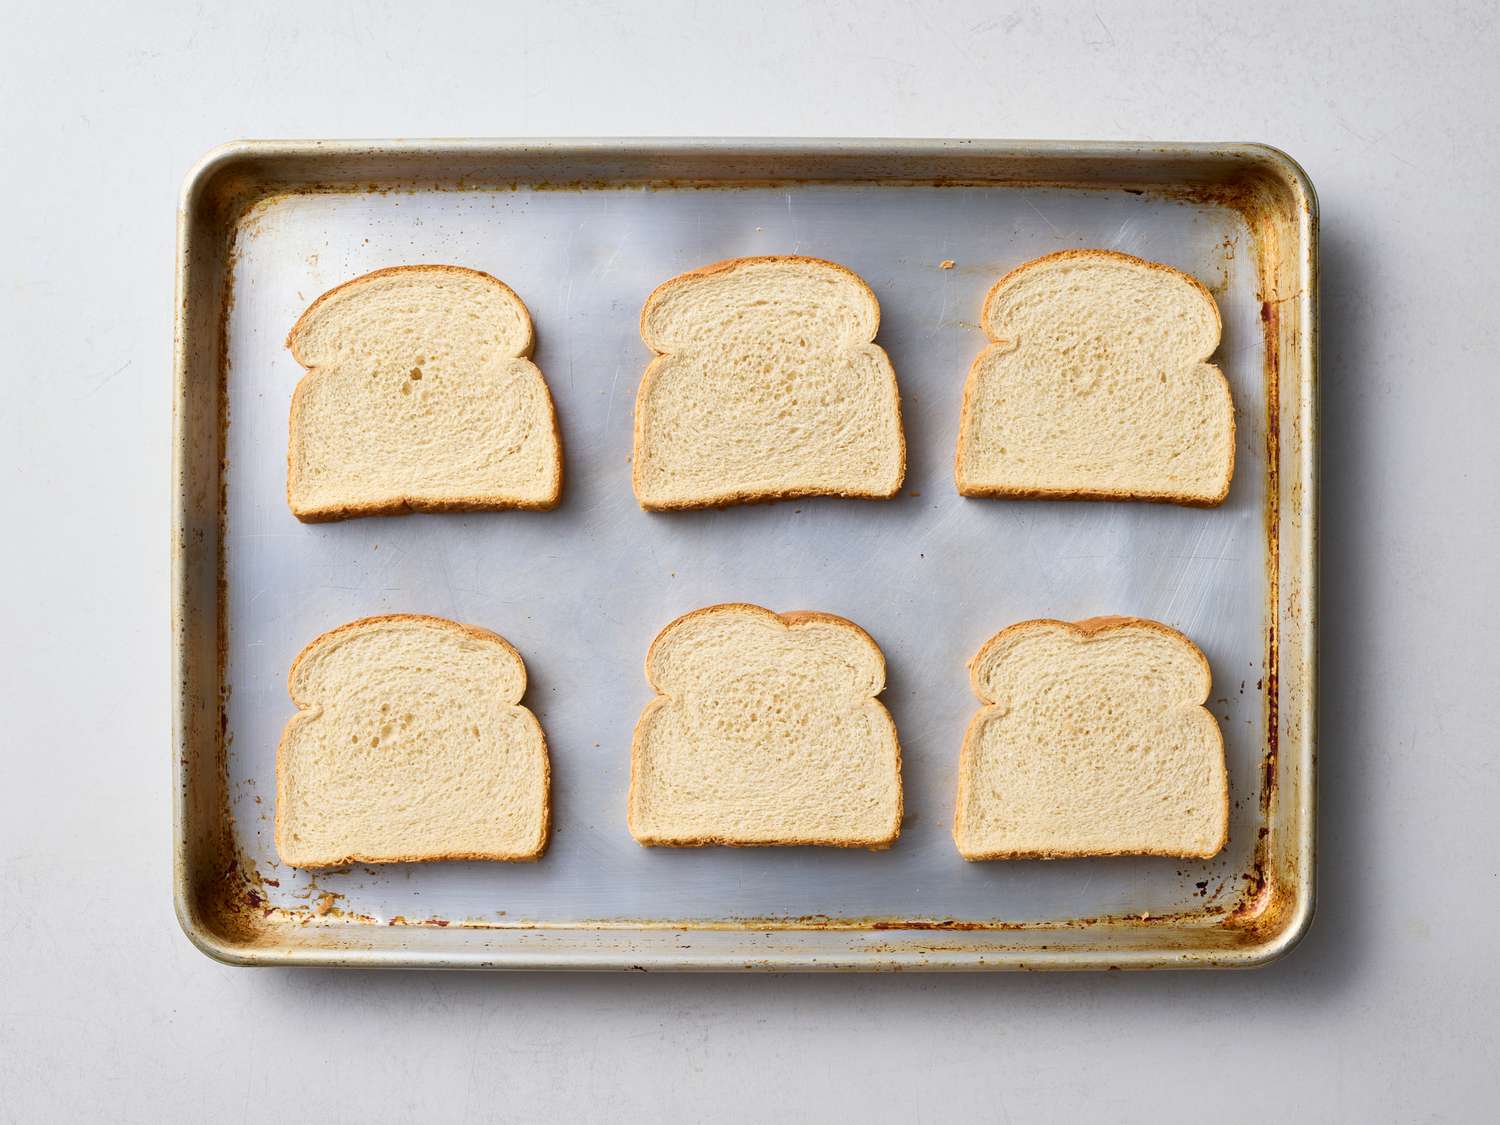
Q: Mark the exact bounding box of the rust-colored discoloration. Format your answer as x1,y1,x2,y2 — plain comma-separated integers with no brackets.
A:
1245,186,1286,932
870,918,992,932
1227,865,1275,931
1138,160,1303,936
1262,293,1282,672
488,904,1234,934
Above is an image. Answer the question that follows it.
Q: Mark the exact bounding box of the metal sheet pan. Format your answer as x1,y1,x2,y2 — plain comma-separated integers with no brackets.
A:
172,139,1316,969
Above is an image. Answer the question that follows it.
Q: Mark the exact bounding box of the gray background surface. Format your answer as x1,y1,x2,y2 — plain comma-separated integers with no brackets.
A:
3,1,1496,1120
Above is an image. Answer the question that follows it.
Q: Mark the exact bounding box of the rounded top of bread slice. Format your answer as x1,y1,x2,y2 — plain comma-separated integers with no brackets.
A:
981,249,1220,368
645,603,886,698
968,615,1211,708
288,613,528,707
640,256,880,352
286,264,534,367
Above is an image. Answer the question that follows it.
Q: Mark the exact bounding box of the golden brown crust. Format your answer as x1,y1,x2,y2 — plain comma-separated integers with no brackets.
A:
955,840,1225,861
977,249,1222,345
285,265,561,522
965,614,1211,710
634,479,904,513
632,257,906,510
954,479,1232,507
953,615,1228,861
1068,613,1139,634
628,603,902,850
955,248,1234,508
638,254,882,343
641,603,887,686
628,831,899,851
286,264,536,360
274,614,551,867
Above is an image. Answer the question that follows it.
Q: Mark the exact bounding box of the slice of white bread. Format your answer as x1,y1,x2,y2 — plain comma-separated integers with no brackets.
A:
275,614,550,866
632,256,906,509
628,603,903,847
953,616,1228,859
955,250,1234,506
286,265,562,522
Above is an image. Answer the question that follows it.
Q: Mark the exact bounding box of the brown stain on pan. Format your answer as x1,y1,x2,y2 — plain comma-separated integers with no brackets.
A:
336,905,1233,933
1261,295,1282,829
178,196,259,950
206,901,1232,936
1243,168,1291,931
1155,168,1291,929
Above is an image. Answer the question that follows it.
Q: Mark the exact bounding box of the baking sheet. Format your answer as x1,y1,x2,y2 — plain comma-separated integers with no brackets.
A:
222,180,1268,927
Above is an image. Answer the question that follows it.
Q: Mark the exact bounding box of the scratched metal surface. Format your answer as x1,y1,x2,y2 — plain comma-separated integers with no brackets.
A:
223,182,1266,926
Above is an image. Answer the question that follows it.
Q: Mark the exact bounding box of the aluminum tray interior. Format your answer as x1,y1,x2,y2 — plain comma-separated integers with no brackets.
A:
172,140,1316,969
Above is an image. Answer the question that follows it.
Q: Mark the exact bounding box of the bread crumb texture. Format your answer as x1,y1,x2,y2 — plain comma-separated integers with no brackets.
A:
953,617,1229,860
275,614,550,866
286,265,561,521
955,250,1234,505
632,257,905,509
628,604,903,847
